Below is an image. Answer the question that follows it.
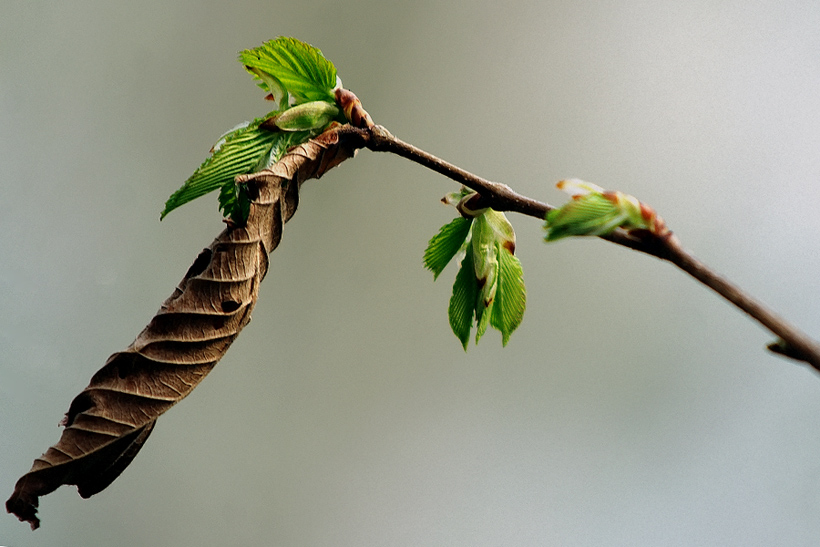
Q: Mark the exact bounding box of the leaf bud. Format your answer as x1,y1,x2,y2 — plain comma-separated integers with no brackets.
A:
273,101,339,132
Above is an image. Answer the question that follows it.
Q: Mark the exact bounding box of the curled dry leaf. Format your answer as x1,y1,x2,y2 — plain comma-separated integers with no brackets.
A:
6,125,362,530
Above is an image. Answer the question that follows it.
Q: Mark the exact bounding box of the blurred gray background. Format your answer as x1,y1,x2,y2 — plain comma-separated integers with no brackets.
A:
3,1,820,545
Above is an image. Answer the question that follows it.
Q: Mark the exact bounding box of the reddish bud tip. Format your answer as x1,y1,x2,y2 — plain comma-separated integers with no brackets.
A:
335,87,375,129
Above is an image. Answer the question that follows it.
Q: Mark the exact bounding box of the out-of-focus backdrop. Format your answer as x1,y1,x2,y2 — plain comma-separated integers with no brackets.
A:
3,1,820,545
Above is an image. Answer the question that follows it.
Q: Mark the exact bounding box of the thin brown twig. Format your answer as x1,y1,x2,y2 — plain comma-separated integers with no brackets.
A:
348,124,820,373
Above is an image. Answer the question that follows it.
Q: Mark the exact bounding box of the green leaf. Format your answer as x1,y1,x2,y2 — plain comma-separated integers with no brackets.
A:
449,250,478,351
424,217,472,279
162,116,279,220
161,115,310,222
240,37,337,104
491,245,526,346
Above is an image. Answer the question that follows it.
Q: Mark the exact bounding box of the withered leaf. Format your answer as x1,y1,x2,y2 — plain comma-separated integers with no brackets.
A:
6,126,362,530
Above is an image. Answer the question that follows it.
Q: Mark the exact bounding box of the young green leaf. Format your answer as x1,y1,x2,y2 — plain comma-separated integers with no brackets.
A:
240,37,337,104
423,217,473,279
161,116,310,223
449,250,478,351
161,116,282,220
491,246,526,346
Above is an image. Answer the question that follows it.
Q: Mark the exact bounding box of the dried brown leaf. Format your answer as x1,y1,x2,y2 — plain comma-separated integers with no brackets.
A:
6,126,363,530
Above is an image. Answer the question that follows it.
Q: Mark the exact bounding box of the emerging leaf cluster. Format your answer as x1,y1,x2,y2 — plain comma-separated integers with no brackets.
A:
424,205,526,350
161,37,343,223
544,179,666,241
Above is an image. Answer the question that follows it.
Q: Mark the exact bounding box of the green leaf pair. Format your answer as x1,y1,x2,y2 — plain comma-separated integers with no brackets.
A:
161,37,343,223
424,196,526,350
544,179,668,241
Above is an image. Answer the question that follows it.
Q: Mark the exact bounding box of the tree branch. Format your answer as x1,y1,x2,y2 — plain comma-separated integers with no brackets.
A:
353,124,820,373
10,118,819,529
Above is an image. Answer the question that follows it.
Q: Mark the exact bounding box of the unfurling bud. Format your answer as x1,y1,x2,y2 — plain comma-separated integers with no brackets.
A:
544,179,670,241
272,101,340,132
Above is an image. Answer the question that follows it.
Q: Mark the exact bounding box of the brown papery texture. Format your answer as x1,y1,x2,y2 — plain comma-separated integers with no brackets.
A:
6,126,361,530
